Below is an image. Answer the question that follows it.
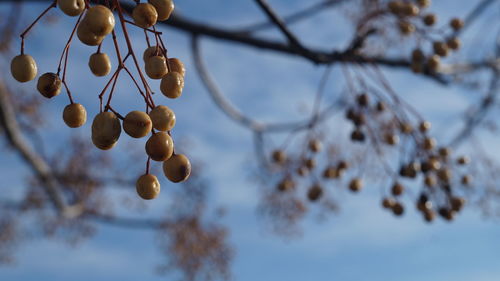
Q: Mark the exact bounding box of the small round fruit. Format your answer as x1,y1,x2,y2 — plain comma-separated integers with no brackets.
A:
77,22,105,46
308,139,322,152
398,21,415,35
450,18,464,31
11,54,37,82
88,52,111,76
160,72,184,98
149,105,176,131
57,0,85,16
148,0,174,21
349,178,363,192
423,13,437,26
145,56,167,79
427,55,440,72
392,202,404,216
63,103,87,128
91,111,122,150
136,174,160,200
123,111,152,138
411,49,425,63
84,5,115,36
391,182,404,196
133,3,158,28
143,46,164,61
163,154,191,183
167,58,185,77
37,73,62,98
145,132,174,161
382,198,395,209
417,0,431,8
433,41,449,57
271,149,286,164
447,37,461,50
307,184,323,202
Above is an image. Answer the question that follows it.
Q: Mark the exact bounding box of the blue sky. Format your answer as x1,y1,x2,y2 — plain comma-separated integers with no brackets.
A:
1,1,500,281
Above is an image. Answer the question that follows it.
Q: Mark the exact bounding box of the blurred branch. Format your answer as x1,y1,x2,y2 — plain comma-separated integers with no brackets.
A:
0,80,83,218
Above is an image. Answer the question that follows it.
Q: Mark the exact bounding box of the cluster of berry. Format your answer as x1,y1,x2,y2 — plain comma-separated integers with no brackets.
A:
10,0,190,200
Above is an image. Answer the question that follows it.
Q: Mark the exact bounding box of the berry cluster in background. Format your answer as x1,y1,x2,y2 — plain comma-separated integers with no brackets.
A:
10,0,190,200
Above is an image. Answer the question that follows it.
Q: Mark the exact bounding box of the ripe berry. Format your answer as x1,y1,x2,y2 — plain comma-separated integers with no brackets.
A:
337,160,349,171
461,174,471,185
149,0,174,21
88,52,111,77
123,111,152,138
271,149,286,164
37,72,62,98
382,197,395,209
356,93,369,107
136,174,160,200
91,112,122,150
351,129,365,142
424,174,437,187
168,58,186,77
457,156,470,165
391,182,404,196
149,105,176,131
376,101,386,112
349,178,363,192
402,3,419,16
450,197,465,212
433,41,449,57
307,184,323,202
417,0,431,8
143,46,164,61
84,5,115,36
423,13,437,26
398,21,415,35
57,0,85,17
304,158,316,169
450,18,464,31
132,3,158,29
400,122,413,134
145,56,168,79
77,22,105,46
447,37,461,50
63,103,87,128
277,177,295,192
438,147,451,158
308,139,322,153
384,134,399,145
419,121,431,132
160,72,184,99
427,55,440,72
423,210,435,222
163,153,191,183
437,168,452,182
411,49,425,63
387,1,402,14
423,137,436,150
323,166,339,179
145,132,174,161
392,202,404,216
296,166,309,177
438,207,454,221
11,54,37,82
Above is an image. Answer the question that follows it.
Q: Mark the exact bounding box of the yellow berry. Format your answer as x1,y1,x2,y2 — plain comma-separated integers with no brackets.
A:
123,111,152,138
132,3,158,29
91,112,122,150
163,153,191,183
57,0,85,17
149,105,176,131
148,0,174,21
143,46,164,61
160,71,184,99
77,22,105,46
145,56,167,79
11,54,37,83
136,174,160,200
63,103,87,128
145,132,174,161
167,57,185,77
88,52,111,76
84,5,115,36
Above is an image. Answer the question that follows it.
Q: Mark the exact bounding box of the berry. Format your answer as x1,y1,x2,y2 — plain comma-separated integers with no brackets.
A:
411,49,425,62
398,21,415,35
424,175,436,187
450,18,464,31
304,158,316,169
402,3,419,16
400,122,413,134
168,58,185,77
132,3,158,29
433,41,449,57
37,73,62,98
427,55,440,72
91,112,122,150
11,54,37,83
271,149,286,164
382,197,395,209
349,178,363,192
384,134,399,145
148,0,174,21
423,137,436,150
149,105,176,131
391,182,404,196
447,37,461,50
160,72,184,99
136,174,160,200
437,168,452,182
143,46,164,61
423,13,437,26
392,202,404,216
77,22,105,46
277,177,295,192
88,52,111,77
123,111,152,138
84,5,115,36
461,175,471,185
356,93,369,107
419,121,431,132
351,129,365,142
308,139,322,152
307,184,323,202
145,132,174,161
423,210,435,222
63,103,87,128
163,153,191,183
145,56,168,79
322,166,339,179
376,101,386,112
457,156,470,165
57,0,85,17
417,0,431,8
